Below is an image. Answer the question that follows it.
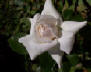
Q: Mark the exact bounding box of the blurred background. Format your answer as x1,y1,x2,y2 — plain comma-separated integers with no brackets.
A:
0,0,91,72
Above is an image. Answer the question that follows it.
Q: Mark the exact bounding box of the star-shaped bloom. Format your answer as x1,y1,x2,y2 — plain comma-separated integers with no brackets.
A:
19,0,87,68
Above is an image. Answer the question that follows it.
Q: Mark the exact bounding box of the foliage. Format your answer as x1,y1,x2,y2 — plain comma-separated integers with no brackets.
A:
0,0,91,72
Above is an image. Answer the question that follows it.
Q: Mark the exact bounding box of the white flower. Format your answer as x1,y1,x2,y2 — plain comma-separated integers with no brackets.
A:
19,0,87,68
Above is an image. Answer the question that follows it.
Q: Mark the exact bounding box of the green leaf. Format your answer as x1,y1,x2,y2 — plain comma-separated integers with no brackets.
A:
14,0,24,6
59,62,71,72
71,14,84,21
8,33,28,55
62,9,74,20
87,0,91,5
78,0,86,12
39,52,55,72
19,18,30,33
66,54,80,66
30,10,37,16
69,66,76,72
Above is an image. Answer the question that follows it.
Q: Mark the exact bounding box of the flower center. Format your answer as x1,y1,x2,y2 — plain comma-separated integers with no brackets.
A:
37,24,57,40
35,15,61,43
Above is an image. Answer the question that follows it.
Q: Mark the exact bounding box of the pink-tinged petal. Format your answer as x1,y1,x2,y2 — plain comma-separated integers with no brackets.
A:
19,35,58,60
61,21,87,33
41,0,62,21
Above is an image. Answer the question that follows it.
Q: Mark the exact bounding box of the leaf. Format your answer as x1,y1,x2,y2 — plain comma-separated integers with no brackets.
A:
14,0,24,6
30,10,37,16
87,0,91,5
66,54,80,66
71,14,84,21
39,52,55,72
8,33,28,55
62,9,74,20
59,61,71,72
77,0,86,12
69,66,76,72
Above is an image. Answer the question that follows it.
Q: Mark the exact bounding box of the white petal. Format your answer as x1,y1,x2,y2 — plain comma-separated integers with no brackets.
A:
61,21,87,33
19,35,58,60
58,21,87,54
48,44,64,68
58,31,75,54
41,0,62,20
28,13,40,36
51,54,63,68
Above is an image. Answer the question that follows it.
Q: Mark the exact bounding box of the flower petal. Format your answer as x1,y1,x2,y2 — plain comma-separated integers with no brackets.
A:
41,0,62,20
58,21,87,54
58,31,75,54
28,13,40,36
48,44,64,68
61,21,87,33
51,54,63,68
19,35,58,60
